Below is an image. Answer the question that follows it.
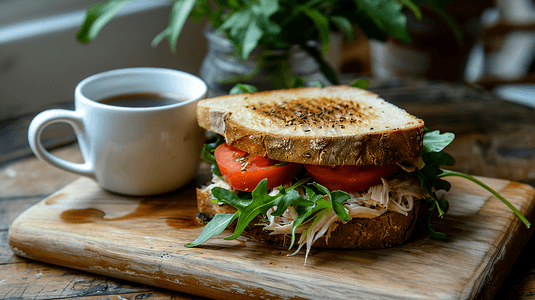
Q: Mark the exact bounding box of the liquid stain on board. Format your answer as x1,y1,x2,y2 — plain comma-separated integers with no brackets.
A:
59,198,203,229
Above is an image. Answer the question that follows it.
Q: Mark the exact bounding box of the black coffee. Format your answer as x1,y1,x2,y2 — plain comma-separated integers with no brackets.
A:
99,92,185,108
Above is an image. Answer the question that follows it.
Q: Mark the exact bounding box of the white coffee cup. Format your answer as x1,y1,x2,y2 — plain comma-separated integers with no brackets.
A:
28,68,207,196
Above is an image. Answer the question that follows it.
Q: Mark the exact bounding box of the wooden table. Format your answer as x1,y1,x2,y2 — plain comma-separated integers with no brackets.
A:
1,78,535,299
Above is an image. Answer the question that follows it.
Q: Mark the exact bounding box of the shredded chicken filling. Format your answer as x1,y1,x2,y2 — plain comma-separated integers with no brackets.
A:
203,173,427,263
262,174,427,263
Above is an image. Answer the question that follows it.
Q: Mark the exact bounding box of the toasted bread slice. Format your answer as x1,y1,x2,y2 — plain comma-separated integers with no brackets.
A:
197,86,425,165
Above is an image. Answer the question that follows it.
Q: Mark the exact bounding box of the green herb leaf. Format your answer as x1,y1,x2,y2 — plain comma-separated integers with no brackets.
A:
310,81,325,88
358,0,411,44
309,183,350,221
331,191,351,222
437,195,449,214
330,16,353,43
350,79,370,90
422,200,447,240
225,179,278,240
398,0,422,20
229,83,259,94
410,128,530,242
291,76,305,88
422,130,455,153
241,18,263,59
309,182,330,195
185,213,238,247
200,134,225,178
211,187,251,210
290,187,332,249
187,175,349,249
218,0,280,60
76,0,134,43
426,151,456,167
409,129,456,237
271,189,314,216
418,164,451,193
303,8,331,55
438,170,531,228
151,0,196,52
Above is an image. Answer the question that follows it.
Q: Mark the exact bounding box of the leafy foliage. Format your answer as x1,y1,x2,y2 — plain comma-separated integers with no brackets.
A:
411,129,530,238
410,129,455,239
229,83,259,95
350,79,370,90
200,134,225,179
76,0,460,86
185,178,352,249
190,126,530,248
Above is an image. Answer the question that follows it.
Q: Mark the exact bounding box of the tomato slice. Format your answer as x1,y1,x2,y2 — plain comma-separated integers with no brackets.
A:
214,143,299,191
304,164,396,193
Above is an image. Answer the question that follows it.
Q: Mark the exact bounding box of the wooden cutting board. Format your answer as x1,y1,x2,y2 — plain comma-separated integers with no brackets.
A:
8,166,535,300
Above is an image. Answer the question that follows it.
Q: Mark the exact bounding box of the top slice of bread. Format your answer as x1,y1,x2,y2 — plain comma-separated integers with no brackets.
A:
197,86,425,166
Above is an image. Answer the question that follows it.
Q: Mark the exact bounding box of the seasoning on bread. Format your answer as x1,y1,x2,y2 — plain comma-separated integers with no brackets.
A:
197,86,425,166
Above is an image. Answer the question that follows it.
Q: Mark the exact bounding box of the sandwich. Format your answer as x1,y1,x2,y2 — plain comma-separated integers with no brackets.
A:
186,85,530,262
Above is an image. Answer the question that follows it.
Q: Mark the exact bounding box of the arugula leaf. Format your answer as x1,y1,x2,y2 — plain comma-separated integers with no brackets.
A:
426,151,455,167
185,213,237,247
309,183,350,222
410,130,456,237
422,199,447,240
289,186,332,249
291,76,305,88
331,191,351,222
310,81,325,88
271,189,314,216
350,79,370,90
186,175,354,249
438,170,531,228
229,83,259,94
422,130,455,153
225,179,279,240
200,134,225,178
211,187,251,210
411,129,531,239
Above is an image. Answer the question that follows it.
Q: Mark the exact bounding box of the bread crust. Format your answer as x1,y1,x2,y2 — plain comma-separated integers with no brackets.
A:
196,187,420,249
243,201,420,249
196,188,237,219
197,86,425,166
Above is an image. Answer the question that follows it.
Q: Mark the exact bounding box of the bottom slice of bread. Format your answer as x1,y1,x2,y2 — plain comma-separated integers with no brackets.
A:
196,188,420,249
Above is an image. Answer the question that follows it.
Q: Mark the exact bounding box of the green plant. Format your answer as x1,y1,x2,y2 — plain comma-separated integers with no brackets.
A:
77,0,459,85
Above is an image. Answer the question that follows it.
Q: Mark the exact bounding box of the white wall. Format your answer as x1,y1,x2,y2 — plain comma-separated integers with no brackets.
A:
0,0,207,122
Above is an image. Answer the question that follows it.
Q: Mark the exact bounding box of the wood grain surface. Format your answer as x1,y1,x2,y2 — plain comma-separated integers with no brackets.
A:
0,145,202,300
7,167,535,300
3,78,535,299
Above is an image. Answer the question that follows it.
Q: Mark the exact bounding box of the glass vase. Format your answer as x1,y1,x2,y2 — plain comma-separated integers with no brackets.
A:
199,26,329,98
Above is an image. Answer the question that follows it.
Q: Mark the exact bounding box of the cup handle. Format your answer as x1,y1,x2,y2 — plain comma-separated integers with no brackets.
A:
28,109,95,179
